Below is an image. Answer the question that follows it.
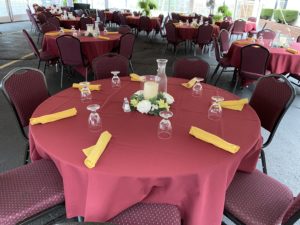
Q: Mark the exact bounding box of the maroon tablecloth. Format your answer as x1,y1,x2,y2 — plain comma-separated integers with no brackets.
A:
42,31,121,65
58,17,95,29
244,21,256,32
176,24,220,40
126,16,160,30
178,14,196,22
227,40,300,74
29,77,262,225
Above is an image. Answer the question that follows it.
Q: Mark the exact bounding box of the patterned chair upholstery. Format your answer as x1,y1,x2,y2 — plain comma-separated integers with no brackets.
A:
0,159,64,225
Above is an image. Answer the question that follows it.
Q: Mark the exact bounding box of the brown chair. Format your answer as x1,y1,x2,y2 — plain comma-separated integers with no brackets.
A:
224,169,299,225
119,33,135,72
248,74,295,174
193,24,214,56
231,19,246,40
173,57,210,82
218,29,230,53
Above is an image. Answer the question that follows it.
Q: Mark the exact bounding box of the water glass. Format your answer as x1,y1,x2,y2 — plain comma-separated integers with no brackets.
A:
87,104,102,132
157,110,173,139
192,77,203,97
211,95,224,104
208,102,222,121
80,82,92,103
111,71,121,88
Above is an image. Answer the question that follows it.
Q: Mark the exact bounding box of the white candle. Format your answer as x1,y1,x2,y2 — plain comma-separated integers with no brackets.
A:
144,81,159,99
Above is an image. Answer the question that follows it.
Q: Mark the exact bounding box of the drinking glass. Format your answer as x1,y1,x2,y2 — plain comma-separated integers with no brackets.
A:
211,95,224,104
157,110,173,139
192,77,203,97
111,71,121,88
80,82,92,103
208,102,222,121
87,104,102,132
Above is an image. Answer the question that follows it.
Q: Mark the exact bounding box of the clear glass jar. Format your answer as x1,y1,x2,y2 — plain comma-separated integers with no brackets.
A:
156,59,168,93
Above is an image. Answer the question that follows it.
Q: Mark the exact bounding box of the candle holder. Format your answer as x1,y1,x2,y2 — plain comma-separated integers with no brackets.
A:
142,75,160,100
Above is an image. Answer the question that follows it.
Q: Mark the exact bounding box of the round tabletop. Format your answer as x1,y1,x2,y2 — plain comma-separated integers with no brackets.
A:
29,77,262,225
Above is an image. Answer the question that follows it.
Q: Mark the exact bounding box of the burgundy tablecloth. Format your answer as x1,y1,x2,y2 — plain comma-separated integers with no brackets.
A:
126,16,160,30
58,17,95,29
29,77,262,225
244,21,256,32
42,31,121,65
227,40,300,74
178,14,196,22
176,24,220,40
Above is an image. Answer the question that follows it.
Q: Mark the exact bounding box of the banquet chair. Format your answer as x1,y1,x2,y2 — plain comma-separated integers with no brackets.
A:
0,159,65,225
219,21,231,31
193,24,214,56
118,25,131,34
171,12,180,22
218,29,230,54
37,12,47,25
155,14,164,35
247,17,257,22
165,22,185,54
26,9,35,32
47,16,61,30
249,75,295,174
230,19,246,40
97,10,106,23
257,29,276,40
112,11,120,26
119,33,135,72
92,53,129,80
41,22,58,34
79,17,93,30
118,13,127,26
22,29,58,74
1,67,49,163
98,22,105,31
138,16,153,37
173,57,210,82
223,169,300,225
56,35,90,87
233,44,270,92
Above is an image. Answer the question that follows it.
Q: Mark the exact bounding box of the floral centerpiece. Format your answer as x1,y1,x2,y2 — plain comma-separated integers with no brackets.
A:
130,90,174,115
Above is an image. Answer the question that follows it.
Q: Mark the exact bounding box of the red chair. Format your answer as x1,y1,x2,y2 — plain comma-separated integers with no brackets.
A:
165,22,185,54
0,159,64,225
231,19,246,40
97,10,106,23
26,9,35,32
37,12,47,25
233,44,270,92
193,24,214,56
98,21,105,31
79,17,93,30
257,28,276,40
218,29,230,53
56,35,89,87
119,33,135,72
138,16,153,36
47,16,61,30
173,57,210,82
92,53,129,80
219,21,231,31
112,11,120,26
118,13,127,25
23,29,58,73
118,25,131,34
224,169,300,225
247,16,257,22
249,75,295,174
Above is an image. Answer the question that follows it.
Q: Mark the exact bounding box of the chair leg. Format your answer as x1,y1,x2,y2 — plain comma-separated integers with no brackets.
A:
261,150,268,174
129,60,134,73
232,75,239,93
77,216,84,222
60,65,64,88
37,33,40,44
43,62,47,74
193,45,197,56
210,64,220,81
37,60,41,69
215,67,225,85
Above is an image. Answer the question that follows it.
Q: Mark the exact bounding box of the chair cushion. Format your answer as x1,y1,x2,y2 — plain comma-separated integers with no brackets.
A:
225,170,293,225
0,159,64,225
108,203,181,225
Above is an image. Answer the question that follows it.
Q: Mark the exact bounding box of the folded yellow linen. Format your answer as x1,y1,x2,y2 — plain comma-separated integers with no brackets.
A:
106,31,119,34
130,73,144,82
286,48,298,54
219,98,249,111
72,83,101,91
45,31,60,36
181,77,203,88
189,126,240,153
234,40,253,46
82,131,112,169
30,108,77,125
99,36,110,40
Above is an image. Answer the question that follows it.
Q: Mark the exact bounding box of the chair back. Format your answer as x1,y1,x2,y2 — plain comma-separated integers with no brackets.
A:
165,22,178,43
97,10,106,22
158,14,164,26
219,29,230,53
118,25,131,34
112,11,120,24
74,9,83,17
119,33,135,60
232,19,246,33
26,9,34,22
173,57,210,81
98,22,105,31
119,13,127,25
282,193,300,225
139,16,152,32
41,22,58,34
250,75,295,147
44,11,52,18
92,53,129,80
1,67,49,128
171,12,180,21
79,17,93,30
56,35,85,66
240,44,269,76
37,13,47,25
247,17,257,22
22,29,40,58
257,29,276,40
196,24,214,45
219,21,231,31
213,38,222,63
297,36,300,43
47,16,61,29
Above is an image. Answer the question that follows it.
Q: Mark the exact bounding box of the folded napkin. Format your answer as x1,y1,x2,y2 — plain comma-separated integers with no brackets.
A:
82,131,112,169
72,83,101,91
30,108,77,125
99,36,110,40
130,73,144,82
182,77,203,88
286,47,299,54
219,98,249,111
45,31,60,36
234,40,253,46
189,126,240,153
106,31,119,34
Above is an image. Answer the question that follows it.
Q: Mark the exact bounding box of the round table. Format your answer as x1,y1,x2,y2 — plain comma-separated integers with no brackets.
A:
42,31,121,65
58,17,95,29
227,40,300,74
178,14,197,23
104,11,132,22
126,16,160,30
29,77,262,225
175,23,220,40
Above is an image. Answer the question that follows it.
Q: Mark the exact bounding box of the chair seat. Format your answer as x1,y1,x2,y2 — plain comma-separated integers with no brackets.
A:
40,51,58,61
219,56,232,67
108,203,181,225
225,170,293,225
0,159,64,225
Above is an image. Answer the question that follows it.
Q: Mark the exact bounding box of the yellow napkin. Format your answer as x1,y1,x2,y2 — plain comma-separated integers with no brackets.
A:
189,126,240,153
219,98,249,111
181,77,203,88
82,131,112,169
234,40,252,46
45,31,60,36
63,28,72,32
30,108,77,125
99,36,110,40
106,31,119,34
72,83,101,91
286,48,298,54
130,73,144,82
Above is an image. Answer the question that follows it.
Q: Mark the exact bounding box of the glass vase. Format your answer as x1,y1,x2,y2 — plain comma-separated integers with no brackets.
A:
156,59,168,93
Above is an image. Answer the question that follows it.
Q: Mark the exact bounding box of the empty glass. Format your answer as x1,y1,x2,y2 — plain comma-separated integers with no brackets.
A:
208,102,222,121
192,77,203,97
211,95,224,104
111,71,121,88
158,110,173,139
80,82,92,103
87,104,102,132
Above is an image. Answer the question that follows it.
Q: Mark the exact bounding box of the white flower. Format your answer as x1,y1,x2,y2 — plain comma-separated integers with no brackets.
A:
134,90,143,96
151,104,159,111
137,100,152,114
163,92,175,104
